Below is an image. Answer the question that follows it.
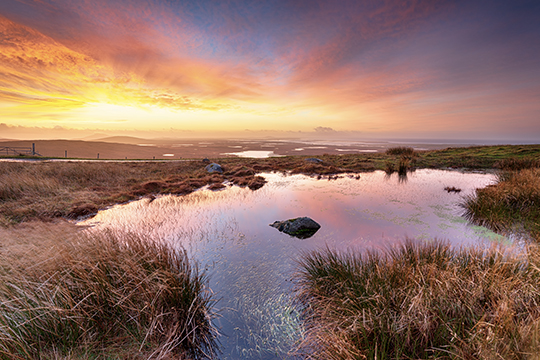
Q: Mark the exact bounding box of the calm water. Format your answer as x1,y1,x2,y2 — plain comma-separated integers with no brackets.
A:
81,170,504,359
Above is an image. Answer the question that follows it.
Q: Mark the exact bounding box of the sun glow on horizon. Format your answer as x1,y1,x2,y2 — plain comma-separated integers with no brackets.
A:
0,1,539,140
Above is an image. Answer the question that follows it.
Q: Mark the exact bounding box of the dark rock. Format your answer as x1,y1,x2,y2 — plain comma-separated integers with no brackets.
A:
270,217,321,239
305,158,323,164
205,163,223,173
202,158,210,163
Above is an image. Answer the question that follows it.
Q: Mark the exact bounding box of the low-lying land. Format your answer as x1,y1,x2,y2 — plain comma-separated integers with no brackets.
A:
1,144,539,359
1,144,539,226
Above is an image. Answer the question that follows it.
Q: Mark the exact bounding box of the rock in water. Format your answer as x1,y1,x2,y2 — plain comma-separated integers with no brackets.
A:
205,163,223,173
270,217,321,239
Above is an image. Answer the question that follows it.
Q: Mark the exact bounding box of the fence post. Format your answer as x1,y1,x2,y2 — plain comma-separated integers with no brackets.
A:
65,150,67,158
32,143,35,156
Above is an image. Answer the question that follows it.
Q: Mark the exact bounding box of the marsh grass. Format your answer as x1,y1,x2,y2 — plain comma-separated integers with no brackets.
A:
462,168,540,239
495,158,540,171
416,145,540,169
2,145,539,225
0,223,217,359
295,240,540,359
0,161,261,224
385,147,416,156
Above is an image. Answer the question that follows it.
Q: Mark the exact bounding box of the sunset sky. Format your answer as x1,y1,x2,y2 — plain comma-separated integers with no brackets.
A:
1,0,539,141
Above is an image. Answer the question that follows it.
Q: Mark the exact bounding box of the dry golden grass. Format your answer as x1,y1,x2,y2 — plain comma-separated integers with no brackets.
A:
463,168,540,239
0,157,369,225
295,240,540,360
0,223,217,359
2,146,539,225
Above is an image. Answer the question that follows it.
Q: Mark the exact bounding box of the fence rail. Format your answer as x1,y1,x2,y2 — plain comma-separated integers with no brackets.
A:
0,144,41,156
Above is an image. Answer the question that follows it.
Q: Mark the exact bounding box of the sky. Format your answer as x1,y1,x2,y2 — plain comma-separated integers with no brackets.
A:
0,0,539,141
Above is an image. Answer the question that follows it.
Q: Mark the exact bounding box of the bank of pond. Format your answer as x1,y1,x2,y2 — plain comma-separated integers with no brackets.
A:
0,164,539,359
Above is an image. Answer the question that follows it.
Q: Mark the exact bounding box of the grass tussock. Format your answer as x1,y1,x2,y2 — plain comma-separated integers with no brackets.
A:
0,223,217,359
385,147,416,156
462,168,540,239
295,240,540,360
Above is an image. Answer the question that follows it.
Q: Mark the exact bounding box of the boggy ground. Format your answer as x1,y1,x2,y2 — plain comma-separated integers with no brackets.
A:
294,153,540,360
1,144,539,226
1,144,539,359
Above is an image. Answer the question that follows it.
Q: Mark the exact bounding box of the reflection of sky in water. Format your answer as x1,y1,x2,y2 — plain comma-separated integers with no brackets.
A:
82,170,502,359
222,150,283,158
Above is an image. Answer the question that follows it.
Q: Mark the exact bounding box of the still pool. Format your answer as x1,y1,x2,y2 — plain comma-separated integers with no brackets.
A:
81,169,505,359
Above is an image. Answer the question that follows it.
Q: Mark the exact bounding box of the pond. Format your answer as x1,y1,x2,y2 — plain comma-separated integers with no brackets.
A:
81,169,505,359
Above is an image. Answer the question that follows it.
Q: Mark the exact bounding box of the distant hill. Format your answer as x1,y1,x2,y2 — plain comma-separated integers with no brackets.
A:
93,136,152,144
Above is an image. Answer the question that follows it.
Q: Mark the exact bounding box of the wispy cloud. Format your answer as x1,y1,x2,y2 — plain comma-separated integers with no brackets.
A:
0,0,539,139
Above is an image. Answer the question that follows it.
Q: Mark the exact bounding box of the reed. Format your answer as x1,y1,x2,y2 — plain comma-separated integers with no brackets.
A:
295,240,540,359
0,224,217,359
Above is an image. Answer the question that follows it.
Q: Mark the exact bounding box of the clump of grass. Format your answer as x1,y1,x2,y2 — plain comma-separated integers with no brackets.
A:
0,224,217,359
495,157,540,171
462,168,540,238
397,156,412,176
295,240,540,359
384,147,417,180
386,146,416,156
384,161,395,175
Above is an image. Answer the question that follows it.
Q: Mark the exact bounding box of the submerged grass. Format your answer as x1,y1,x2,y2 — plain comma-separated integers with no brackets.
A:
0,223,217,359
296,240,540,360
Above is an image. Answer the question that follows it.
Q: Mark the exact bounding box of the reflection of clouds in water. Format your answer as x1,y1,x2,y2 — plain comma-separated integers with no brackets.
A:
83,170,504,255
83,188,253,246
81,170,506,359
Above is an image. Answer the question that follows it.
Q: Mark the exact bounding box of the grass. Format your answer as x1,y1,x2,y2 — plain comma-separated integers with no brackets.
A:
462,166,540,239
415,144,540,169
0,223,217,359
0,161,265,225
385,146,416,156
2,145,540,225
1,144,540,358
384,147,417,182
295,240,540,360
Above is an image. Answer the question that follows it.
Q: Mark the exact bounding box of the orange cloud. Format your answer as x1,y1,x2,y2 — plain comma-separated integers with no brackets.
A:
0,15,250,124
1,0,539,140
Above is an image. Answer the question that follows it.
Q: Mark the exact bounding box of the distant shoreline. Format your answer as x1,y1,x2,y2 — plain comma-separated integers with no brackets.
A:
3,138,535,160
